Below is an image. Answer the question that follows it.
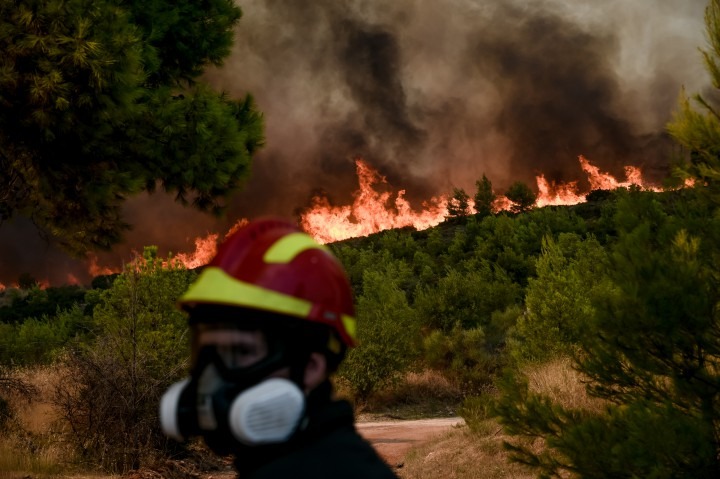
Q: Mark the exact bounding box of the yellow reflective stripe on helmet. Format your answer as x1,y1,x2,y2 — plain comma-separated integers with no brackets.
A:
264,232,330,264
341,314,356,343
180,267,313,317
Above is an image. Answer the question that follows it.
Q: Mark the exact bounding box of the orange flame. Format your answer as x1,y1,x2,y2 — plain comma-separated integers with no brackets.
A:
224,218,249,239
535,155,660,207
66,274,80,285
0,282,5,291
79,157,669,280
301,155,668,242
83,218,252,279
535,176,585,207
88,253,116,277
174,233,219,269
301,160,447,243
170,218,250,269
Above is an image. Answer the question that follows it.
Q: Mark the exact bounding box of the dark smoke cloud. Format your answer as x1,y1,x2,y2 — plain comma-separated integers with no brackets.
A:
468,4,640,185
0,0,709,285
211,0,708,210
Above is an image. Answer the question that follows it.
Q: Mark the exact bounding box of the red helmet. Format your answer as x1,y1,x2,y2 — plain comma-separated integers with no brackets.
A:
179,218,356,347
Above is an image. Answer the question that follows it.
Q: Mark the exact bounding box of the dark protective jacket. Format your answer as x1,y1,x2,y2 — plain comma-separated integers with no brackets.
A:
232,385,399,479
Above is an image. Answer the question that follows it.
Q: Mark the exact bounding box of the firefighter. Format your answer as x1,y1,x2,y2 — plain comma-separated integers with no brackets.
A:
160,218,397,478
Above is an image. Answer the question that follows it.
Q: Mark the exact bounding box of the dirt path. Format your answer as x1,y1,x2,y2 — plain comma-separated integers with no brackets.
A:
357,417,465,468
0,418,464,479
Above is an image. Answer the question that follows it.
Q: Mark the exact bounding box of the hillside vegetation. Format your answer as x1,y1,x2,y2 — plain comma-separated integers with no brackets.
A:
3,0,720,475
1,182,717,477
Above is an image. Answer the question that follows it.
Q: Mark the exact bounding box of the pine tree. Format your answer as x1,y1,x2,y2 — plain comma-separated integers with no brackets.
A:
505,181,536,213
495,189,720,478
474,174,496,217
447,187,471,219
494,1,720,471
0,0,263,254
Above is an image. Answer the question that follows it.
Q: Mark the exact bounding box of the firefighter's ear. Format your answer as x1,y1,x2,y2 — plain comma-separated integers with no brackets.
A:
303,352,327,393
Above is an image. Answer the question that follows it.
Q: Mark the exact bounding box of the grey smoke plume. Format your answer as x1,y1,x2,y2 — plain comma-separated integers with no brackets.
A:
210,0,709,214
0,0,710,285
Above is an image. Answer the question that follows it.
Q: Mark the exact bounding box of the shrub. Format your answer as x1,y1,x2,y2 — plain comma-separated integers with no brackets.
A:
414,263,521,332
457,395,495,435
423,325,498,394
339,265,421,402
507,234,608,364
53,248,194,472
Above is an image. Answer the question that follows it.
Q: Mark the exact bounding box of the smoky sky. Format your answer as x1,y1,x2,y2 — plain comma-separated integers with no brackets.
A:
0,0,710,285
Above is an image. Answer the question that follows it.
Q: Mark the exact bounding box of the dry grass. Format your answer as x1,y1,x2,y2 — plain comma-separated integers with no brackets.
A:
524,356,605,413
354,369,463,419
400,424,534,479
400,357,602,479
12,366,61,432
1,359,597,479
0,365,76,477
0,442,66,476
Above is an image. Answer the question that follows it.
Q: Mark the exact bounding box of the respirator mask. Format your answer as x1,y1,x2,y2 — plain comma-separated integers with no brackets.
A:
159,327,307,454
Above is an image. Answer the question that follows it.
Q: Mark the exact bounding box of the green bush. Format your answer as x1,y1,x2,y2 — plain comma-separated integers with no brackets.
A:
339,264,421,402
0,304,92,366
423,325,497,394
507,234,609,364
54,247,195,472
414,262,521,332
457,395,495,435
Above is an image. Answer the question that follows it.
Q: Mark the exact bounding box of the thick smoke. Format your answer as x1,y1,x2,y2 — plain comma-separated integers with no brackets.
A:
0,0,709,285
211,0,708,213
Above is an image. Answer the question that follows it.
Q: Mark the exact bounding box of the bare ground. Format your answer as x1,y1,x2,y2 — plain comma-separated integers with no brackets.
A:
357,417,466,469
0,414,464,479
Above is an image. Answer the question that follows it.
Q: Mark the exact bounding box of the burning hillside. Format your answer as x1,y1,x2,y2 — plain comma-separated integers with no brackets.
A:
93,154,669,284
0,152,686,290
0,0,707,287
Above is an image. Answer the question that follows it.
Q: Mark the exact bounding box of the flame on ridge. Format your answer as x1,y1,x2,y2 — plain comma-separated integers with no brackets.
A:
73,155,664,282
173,233,219,269
535,155,661,207
82,218,250,280
302,155,664,243
300,160,448,244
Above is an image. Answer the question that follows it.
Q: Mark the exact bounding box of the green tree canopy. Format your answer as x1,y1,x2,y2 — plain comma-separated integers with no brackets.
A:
0,0,264,254
505,181,536,214
668,0,720,189
446,187,472,219
495,190,720,478
508,233,609,364
494,1,720,474
474,174,496,218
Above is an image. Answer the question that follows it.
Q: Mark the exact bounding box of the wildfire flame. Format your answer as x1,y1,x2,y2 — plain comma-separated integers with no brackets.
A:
534,155,661,207
173,233,219,269
82,218,250,280
301,155,664,242
76,155,666,282
301,160,447,243
88,253,116,277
